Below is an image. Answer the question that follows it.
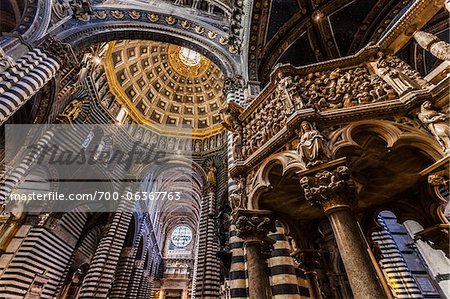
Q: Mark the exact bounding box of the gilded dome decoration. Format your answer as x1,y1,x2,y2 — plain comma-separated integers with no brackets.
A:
168,45,210,77
104,40,226,138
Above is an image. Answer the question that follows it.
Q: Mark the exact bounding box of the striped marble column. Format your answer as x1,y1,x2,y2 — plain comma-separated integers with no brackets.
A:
268,222,302,299
0,128,55,207
78,199,135,298
194,191,221,298
295,268,311,298
0,48,60,125
110,247,135,298
110,218,149,298
138,270,152,299
229,224,248,299
0,210,89,298
372,214,423,298
129,259,145,298
224,77,247,299
128,236,151,299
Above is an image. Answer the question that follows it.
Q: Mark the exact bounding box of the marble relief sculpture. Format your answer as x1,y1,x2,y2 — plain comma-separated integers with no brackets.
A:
239,67,398,158
375,53,416,95
297,121,332,167
275,72,295,114
418,101,450,154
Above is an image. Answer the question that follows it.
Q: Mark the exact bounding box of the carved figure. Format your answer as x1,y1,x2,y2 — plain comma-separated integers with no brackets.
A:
229,191,242,210
297,121,331,167
206,162,217,187
276,73,295,114
62,99,83,120
418,101,450,154
375,53,416,95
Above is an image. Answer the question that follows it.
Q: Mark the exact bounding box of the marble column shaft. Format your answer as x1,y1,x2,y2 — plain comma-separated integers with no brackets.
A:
234,210,275,299
244,240,272,299
328,207,385,298
300,164,386,299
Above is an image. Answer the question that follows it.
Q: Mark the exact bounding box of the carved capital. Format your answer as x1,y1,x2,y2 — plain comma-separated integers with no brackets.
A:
291,249,322,273
233,210,276,243
223,76,243,95
122,247,133,257
39,36,77,67
299,162,357,213
428,174,447,186
0,47,15,72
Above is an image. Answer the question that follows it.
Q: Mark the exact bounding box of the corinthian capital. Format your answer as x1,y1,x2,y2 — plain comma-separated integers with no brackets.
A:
223,76,243,95
233,210,275,241
299,164,357,213
39,36,77,66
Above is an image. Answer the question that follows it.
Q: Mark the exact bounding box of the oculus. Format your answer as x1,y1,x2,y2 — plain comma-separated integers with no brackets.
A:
179,47,201,67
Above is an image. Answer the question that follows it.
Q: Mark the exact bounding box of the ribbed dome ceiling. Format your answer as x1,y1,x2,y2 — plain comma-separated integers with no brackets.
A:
104,40,226,137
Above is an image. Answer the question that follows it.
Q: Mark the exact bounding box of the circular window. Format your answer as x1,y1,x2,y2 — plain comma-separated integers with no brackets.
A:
171,225,193,248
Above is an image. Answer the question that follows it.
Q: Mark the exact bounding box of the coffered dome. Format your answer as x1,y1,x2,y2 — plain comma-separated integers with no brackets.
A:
104,40,227,138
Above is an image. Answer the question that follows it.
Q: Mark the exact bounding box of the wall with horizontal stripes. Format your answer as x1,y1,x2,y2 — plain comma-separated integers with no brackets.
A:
0,48,60,125
0,209,89,298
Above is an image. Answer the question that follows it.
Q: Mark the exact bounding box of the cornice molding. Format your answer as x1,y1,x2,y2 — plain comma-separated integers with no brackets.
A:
376,0,445,53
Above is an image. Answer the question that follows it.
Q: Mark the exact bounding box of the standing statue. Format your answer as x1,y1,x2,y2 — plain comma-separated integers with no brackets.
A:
297,121,332,167
229,191,242,210
206,162,217,187
232,131,243,160
221,104,245,160
418,101,450,154
230,176,246,210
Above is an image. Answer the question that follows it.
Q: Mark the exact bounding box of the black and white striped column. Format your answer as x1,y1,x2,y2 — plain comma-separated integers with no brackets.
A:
268,222,302,299
228,224,248,299
110,247,135,298
0,129,55,207
0,209,89,298
0,48,60,125
78,199,135,298
194,191,221,298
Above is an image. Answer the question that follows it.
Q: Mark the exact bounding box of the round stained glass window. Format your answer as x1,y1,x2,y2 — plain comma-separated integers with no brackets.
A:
171,225,193,248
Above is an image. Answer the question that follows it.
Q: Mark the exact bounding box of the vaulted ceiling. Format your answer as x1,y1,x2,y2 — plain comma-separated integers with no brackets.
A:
247,0,417,84
104,40,227,138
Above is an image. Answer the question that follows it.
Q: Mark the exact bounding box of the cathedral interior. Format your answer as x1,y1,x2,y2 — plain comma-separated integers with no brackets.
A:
0,0,449,298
